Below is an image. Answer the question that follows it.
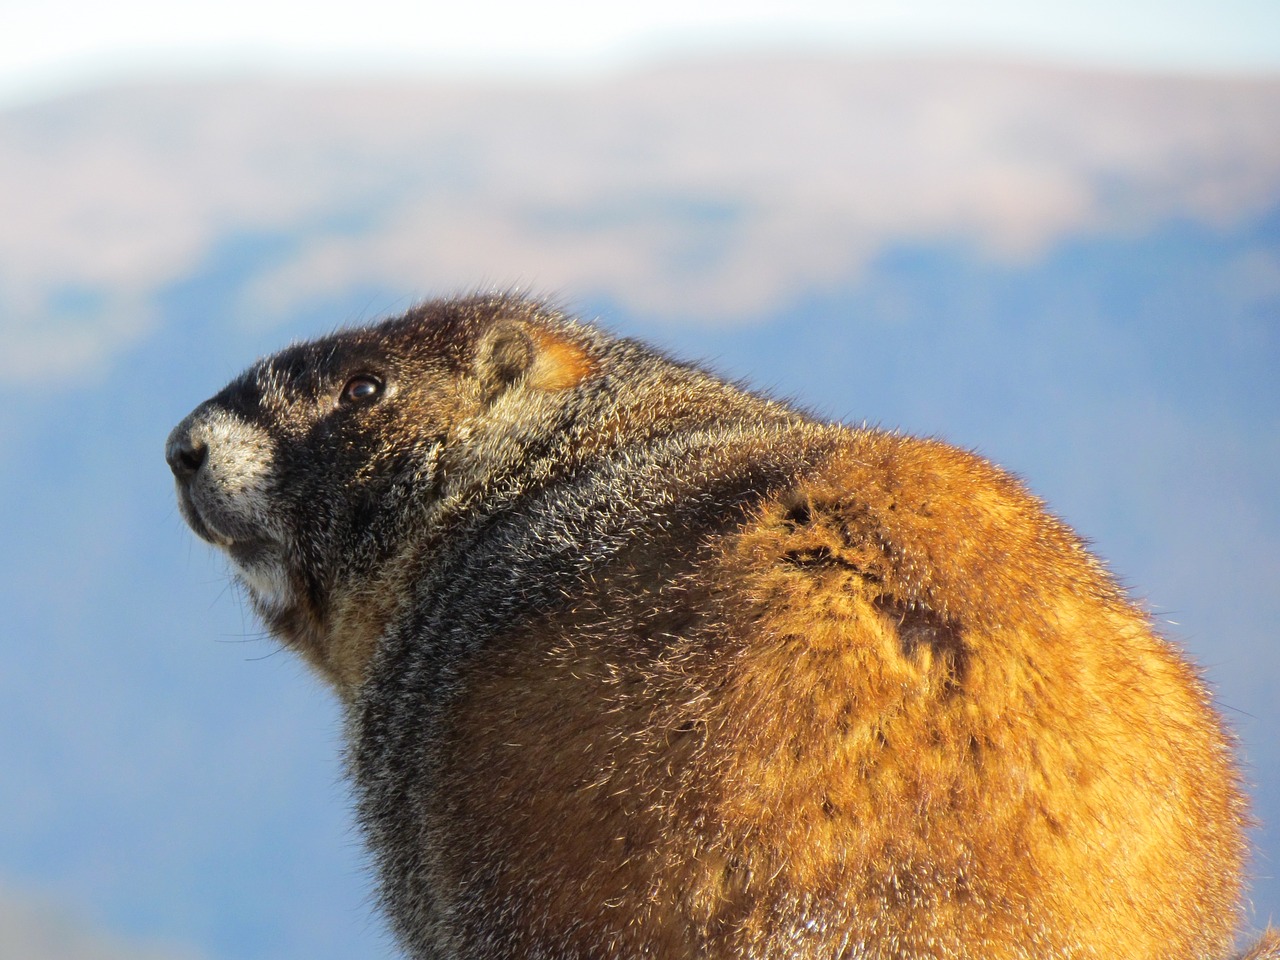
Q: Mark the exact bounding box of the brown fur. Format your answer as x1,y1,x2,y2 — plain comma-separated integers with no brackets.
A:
428,432,1247,959
166,295,1268,959
1239,929,1280,960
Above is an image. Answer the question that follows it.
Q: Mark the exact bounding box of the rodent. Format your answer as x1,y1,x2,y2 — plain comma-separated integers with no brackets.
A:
165,293,1276,959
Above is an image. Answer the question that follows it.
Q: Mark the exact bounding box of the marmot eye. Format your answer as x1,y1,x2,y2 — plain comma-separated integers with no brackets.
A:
341,375,383,404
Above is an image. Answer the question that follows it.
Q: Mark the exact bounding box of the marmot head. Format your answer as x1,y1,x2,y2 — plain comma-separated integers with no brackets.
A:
165,295,598,687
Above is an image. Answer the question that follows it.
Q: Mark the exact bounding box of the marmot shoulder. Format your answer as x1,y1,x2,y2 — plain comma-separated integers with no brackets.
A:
166,294,1272,960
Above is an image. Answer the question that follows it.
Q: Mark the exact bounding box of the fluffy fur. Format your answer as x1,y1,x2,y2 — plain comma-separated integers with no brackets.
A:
167,294,1272,959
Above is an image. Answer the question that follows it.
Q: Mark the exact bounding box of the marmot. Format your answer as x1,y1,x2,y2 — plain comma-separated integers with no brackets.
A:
166,294,1275,960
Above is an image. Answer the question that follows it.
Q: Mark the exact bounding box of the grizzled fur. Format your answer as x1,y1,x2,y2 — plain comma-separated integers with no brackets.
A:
167,295,1276,960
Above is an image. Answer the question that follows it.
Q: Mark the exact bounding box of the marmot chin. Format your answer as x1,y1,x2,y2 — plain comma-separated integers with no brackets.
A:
166,294,1275,960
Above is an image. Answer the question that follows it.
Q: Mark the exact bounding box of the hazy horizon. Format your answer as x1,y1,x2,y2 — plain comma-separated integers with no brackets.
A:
3,0,1278,110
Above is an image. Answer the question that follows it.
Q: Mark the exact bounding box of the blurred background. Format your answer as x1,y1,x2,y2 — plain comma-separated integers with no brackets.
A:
1,1,1277,957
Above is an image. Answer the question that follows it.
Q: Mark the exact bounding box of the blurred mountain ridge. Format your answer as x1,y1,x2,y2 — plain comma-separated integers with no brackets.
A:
2,54,1279,381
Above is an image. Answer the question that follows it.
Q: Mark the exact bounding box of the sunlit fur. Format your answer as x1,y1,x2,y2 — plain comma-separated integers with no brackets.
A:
168,294,1274,959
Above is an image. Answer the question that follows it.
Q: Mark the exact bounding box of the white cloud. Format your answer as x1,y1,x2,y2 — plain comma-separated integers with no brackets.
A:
1,58,1278,381
0,885,201,960
0,0,1277,105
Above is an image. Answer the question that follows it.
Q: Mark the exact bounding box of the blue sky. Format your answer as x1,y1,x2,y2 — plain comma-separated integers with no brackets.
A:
2,0,1279,106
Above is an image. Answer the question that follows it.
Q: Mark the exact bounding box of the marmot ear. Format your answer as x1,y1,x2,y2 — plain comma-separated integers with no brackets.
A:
475,321,594,399
475,322,536,397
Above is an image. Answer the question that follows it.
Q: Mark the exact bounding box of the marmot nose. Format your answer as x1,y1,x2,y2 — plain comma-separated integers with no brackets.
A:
166,430,208,480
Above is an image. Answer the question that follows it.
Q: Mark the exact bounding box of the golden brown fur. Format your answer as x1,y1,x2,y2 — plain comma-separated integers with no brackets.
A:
1239,930,1280,960
430,433,1247,958
166,294,1272,959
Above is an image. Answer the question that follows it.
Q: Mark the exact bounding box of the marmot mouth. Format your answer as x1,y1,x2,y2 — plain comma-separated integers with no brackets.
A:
176,484,280,555
175,490,221,546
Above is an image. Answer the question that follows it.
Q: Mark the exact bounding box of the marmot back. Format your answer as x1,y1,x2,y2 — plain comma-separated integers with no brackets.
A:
166,294,1275,960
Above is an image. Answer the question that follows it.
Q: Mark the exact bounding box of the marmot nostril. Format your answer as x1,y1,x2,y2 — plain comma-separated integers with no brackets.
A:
167,436,208,479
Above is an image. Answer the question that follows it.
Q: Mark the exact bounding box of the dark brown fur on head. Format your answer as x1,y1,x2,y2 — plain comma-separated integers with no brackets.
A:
167,296,615,687
167,294,1273,960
